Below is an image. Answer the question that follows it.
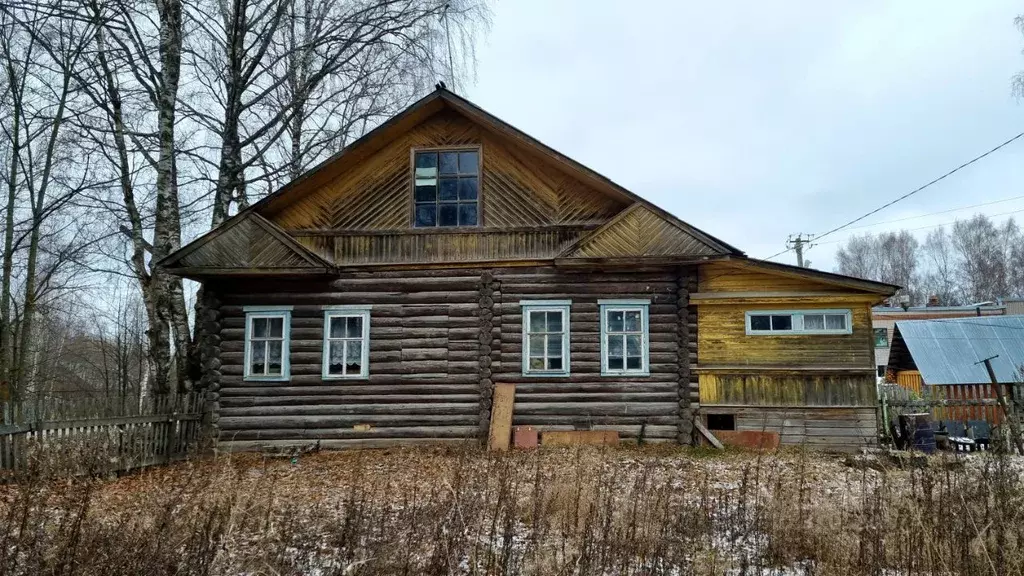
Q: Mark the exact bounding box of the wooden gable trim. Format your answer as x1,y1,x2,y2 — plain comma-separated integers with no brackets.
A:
157,212,333,274
558,203,727,259
249,88,738,249
438,92,741,255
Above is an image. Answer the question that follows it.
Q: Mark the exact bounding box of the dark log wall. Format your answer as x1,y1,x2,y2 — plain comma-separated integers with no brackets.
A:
212,271,486,450
492,266,696,444
206,265,697,450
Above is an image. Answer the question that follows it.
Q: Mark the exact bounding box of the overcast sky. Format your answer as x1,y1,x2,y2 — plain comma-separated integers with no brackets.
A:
462,1,1024,271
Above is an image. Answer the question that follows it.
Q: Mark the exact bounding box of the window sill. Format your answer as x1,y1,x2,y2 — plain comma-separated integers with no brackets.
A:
322,375,370,381
243,375,291,382
520,371,571,378
600,370,650,377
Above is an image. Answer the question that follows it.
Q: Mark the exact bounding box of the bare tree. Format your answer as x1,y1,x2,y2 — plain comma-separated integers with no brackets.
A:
0,3,99,402
185,0,487,226
951,215,1010,303
920,227,960,306
835,231,918,302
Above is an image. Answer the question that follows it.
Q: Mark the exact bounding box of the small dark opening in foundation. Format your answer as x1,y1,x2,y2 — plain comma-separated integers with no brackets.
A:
707,413,736,431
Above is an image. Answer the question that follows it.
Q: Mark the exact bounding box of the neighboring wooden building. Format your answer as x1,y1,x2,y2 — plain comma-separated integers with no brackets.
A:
871,302,1004,379
160,88,897,452
886,316,1024,432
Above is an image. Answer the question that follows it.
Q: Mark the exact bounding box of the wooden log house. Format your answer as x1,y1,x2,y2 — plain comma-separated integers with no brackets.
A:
160,88,898,451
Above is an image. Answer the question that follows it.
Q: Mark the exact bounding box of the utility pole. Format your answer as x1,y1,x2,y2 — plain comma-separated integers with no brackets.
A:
978,355,1024,455
786,234,814,268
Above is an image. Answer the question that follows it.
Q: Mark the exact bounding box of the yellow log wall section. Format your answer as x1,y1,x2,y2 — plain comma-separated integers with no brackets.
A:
697,303,874,367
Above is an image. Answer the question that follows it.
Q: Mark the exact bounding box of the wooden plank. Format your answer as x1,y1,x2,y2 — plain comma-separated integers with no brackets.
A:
540,430,620,446
693,419,724,450
488,383,516,452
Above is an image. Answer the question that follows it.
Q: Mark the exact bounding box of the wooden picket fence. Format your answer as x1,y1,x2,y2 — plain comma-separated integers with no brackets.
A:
0,393,205,480
880,382,1024,438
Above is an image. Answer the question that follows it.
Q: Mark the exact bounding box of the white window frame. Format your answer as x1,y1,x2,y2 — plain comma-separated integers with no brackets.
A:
599,299,650,377
520,300,571,376
745,309,853,335
243,306,292,382
322,305,371,380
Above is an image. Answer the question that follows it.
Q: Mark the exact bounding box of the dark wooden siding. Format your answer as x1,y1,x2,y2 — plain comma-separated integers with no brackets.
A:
211,271,486,450
203,264,696,448
206,265,696,449
702,406,877,452
492,266,695,444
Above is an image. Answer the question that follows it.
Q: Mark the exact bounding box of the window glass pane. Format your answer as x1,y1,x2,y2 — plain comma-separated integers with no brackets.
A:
252,317,268,338
346,316,362,338
439,178,458,201
328,341,344,375
529,357,544,370
626,356,641,370
529,311,546,332
874,328,889,347
626,335,641,356
438,204,458,226
608,334,624,357
624,310,641,332
546,335,562,358
825,314,846,330
548,357,562,370
803,314,825,330
546,311,562,333
608,357,624,370
415,151,437,170
458,177,478,200
329,316,345,338
250,342,266,374
346,341,362,374
458,203,478,226
771,315,792,330
439,152,458,174
458,151,478,174
749,315,770,331
529,335,544,359
415,204,436,227
266,341,283,374
415,184,436,202
268,317,283,338
607,310,624,332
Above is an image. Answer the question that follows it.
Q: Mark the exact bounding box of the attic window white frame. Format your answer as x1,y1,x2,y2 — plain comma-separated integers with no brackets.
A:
745,309,853,335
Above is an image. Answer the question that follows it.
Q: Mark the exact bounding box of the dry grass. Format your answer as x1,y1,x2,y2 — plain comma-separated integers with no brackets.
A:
1,443,1023,575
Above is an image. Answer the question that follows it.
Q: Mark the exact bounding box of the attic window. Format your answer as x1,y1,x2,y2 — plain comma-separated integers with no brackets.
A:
414,149,479,227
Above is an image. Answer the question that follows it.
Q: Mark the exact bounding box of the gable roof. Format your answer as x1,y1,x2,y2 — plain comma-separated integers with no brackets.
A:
255,88,742,256
157,87,744,274
161,212,332,274
890,316,1024,384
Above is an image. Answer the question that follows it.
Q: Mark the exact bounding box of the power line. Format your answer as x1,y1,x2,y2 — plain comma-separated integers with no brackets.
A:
812,130,1024,244
839,193,1024,231
813,207,1024,247
765,129,1024,262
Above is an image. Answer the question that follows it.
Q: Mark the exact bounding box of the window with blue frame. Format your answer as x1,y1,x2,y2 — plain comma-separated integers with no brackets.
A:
599,300,649,376
413,149,479,227
322,306,371,379
520,300,571,376
244,306,292,381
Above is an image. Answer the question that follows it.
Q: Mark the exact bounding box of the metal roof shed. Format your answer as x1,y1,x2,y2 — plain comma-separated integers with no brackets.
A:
887,316,1024,385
